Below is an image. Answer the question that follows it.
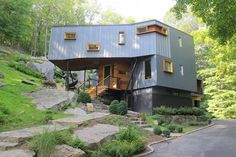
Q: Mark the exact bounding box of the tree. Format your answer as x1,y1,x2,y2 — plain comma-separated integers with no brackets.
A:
163,10,200,34
0,0,33,49
98,9,135,24
172,0,236,42
193,30,236,119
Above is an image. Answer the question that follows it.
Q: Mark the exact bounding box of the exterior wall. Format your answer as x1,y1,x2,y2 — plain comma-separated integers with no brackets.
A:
97,61,131,90
132,55,157,89
155,28,197,92
132,87,153,113
48,20,171,60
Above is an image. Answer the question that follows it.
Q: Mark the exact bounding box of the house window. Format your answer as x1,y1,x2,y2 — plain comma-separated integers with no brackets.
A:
180,65,184,76
118,32,125,45
178,37,182,47
137,26,148,34
163,60,173,73
145,59,152,79
86,43,100,52
64,32,76,40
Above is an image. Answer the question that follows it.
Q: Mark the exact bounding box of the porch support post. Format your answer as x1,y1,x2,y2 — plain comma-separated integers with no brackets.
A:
65,60,70,91
83,67,86,92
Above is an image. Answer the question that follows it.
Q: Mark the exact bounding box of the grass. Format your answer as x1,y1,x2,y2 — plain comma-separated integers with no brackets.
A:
0,51,66,131
30,130,85,157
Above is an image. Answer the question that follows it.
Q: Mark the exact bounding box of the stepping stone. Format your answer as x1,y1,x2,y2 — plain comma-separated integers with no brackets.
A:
51,144,85,157
0,124,67,143
64,107,87,116
24,89,76,110
0,142,19,150
0,72,4,78
52,112,109,126
0,149,35,157
74,124,119,149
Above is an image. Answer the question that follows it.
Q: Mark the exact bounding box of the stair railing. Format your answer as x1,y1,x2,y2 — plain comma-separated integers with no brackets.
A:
95,75,111,97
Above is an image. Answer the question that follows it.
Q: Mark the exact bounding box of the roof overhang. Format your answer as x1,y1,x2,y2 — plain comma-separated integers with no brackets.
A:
50,55,153,71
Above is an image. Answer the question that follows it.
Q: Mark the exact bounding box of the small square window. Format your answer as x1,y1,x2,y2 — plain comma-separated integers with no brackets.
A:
178,37,182,47
163,60,173,73
64,32,76,40
118,32,125,45
145,59,152,79
86,43,100,52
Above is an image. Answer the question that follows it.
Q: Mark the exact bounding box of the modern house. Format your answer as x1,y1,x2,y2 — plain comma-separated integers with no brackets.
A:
48,20,202,113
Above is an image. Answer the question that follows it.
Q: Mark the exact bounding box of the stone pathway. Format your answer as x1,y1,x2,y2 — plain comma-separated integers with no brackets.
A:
24,88,76,110
52,112,109,126
64,107,87,116
0,124,67,150
74,124,119,149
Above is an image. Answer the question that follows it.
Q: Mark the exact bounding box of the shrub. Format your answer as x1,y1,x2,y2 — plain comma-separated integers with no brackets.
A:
175,126,183,133
157,117,166,125
94,127,145,157
162,128,171,138
117,100,128,115
109,100,128,115
153,126,162,135
167,124,177,133
139,113,147,121
8,62,42,78
109,100,119,114
116,127,140,142
30,130,85,157
153,106,205,116
77,92,91,103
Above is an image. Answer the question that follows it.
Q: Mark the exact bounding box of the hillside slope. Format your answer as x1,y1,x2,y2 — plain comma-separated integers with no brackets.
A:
0,47,65,131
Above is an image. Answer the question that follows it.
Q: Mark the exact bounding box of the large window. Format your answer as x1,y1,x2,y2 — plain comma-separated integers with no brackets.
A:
145,59,152,79
118,32,125,45
163,60,173,73
64,32,76,40
136,25,168,36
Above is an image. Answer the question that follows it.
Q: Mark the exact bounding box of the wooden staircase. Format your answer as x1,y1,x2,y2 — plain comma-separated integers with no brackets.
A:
86,85,108,98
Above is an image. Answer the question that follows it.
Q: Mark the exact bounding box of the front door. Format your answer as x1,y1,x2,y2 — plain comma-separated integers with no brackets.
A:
103,65,111,86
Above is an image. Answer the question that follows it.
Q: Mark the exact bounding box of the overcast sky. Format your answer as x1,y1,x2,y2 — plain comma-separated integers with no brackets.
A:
97,0,176,22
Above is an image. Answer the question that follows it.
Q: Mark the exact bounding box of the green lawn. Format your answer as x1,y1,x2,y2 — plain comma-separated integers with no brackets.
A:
0,52,66,131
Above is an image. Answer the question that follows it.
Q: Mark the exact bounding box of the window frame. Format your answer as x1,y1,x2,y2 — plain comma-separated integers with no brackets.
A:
178,36,183,47
86,43,100,52
64,32,76,40
118,32,125,45
144,59,152,79
163,59,174,73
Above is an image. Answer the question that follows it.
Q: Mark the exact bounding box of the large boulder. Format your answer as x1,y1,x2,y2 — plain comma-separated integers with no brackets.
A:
0,149,35,157
0,82,6,87
24,89,76,110
51,145,85,157
26,60,54,81
74,124,119,149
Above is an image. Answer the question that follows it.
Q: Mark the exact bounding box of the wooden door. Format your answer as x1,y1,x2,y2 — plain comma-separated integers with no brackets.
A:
103,65,111,86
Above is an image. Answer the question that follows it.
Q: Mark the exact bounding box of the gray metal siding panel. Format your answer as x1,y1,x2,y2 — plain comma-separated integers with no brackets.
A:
133,55,157,89
49,23,158,60
156,28,197,92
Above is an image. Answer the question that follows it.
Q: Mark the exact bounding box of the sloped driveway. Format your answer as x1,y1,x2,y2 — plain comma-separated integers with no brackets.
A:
145,120,236,157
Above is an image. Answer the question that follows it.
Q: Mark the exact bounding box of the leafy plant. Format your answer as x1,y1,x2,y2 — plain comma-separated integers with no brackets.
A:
162,128,171,138
153,126,162,135
109,100,128,115
109,100,119,114
175,126,183,133
167,124,177,133
77,92,91,103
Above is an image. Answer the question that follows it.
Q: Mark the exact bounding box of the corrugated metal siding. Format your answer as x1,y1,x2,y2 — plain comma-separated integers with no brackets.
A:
48,20,173,60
